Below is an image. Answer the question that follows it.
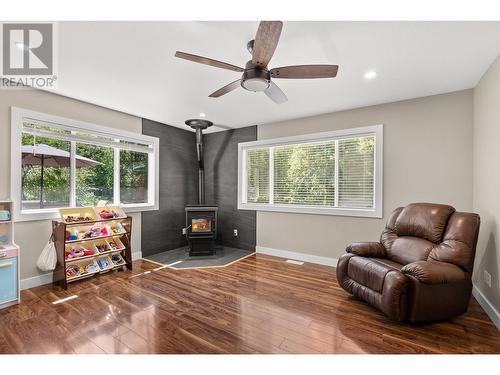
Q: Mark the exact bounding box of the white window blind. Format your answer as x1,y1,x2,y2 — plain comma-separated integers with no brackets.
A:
338,137,375,209
274,141,336,206
246,148,270,203
238,125,383,218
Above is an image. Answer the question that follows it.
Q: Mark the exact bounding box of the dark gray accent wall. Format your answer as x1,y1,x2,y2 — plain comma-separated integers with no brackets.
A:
141,119,257,256
204,126,257,250
141,119,198,257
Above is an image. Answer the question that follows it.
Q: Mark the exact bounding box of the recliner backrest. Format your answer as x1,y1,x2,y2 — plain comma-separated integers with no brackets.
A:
395,203,455,243
380,203,480,273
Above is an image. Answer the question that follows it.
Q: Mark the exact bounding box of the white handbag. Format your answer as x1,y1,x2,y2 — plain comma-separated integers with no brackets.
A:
36,235,57,272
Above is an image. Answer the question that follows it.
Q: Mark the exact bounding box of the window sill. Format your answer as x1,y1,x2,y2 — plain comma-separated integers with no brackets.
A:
123,203,158,213
238,203,382,218
16,204,158,222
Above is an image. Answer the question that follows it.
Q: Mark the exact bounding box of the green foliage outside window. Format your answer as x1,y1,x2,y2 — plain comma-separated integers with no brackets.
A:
22,133,148,208
245,136,374,208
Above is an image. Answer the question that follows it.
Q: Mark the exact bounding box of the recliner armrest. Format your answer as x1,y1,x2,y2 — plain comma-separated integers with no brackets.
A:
401,261,466,284
346,242,386,258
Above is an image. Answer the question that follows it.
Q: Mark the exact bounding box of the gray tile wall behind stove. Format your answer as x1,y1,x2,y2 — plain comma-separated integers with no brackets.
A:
141,118,257,256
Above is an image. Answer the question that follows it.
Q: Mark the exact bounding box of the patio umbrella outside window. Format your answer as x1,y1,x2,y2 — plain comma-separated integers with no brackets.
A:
22,144,102,208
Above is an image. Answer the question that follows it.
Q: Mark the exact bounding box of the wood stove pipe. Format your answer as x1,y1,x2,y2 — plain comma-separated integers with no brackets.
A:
185,119,213,205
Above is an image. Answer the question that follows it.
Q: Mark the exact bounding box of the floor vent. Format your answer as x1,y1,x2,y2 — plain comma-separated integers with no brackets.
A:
286,259,304,265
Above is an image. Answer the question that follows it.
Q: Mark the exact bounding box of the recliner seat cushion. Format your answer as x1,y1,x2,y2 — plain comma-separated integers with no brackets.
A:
395,203,455,243
337,253,409,321
386,236,435,265
372,258,404,271
347,256,396,293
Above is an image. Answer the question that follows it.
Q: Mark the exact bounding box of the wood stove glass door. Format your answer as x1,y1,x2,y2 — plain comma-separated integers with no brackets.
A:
191,218,212,233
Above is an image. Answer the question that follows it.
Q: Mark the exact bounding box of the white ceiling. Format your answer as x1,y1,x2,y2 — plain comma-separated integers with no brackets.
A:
53,21,500,132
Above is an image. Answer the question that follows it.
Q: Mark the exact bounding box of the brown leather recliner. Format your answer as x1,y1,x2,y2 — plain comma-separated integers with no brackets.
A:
336,203,480,322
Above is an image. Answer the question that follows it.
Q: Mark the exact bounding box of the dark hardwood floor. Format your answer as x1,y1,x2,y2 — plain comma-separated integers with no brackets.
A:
1,254,499,354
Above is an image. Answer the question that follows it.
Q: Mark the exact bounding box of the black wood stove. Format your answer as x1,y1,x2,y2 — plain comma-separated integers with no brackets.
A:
185,205,218,256
184,119,218,256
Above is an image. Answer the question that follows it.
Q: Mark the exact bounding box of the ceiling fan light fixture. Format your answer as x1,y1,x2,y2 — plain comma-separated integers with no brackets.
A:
241,77,270,92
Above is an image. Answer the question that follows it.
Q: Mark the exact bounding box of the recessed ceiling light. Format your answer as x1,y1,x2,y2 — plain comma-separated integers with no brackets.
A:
364,70,377,80
199,112,206,118
15,42,25,50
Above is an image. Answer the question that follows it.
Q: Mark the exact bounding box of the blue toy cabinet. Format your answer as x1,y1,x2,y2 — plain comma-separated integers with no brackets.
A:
0,200,20,309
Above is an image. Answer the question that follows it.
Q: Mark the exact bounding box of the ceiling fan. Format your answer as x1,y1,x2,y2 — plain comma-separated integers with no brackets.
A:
174,21,339,104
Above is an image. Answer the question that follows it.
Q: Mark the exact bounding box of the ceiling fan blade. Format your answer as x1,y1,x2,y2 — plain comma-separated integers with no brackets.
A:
264,81,288,104
175,51,244,72
209,79,242,98
270,65,339,79
252,21,283,68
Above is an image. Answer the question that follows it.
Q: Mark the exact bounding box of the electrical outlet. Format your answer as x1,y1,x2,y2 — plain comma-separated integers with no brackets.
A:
233,229,238,237
484,270,492,288
182,228,187,235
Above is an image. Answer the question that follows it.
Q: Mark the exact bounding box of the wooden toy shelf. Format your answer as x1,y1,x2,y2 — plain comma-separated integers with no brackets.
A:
52,216,133,289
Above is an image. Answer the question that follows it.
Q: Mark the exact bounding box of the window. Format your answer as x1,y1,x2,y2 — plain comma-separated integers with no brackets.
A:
246,148,270,203
11,107,159,221
75,143,114,207
238,125,383,217
120,150,149,204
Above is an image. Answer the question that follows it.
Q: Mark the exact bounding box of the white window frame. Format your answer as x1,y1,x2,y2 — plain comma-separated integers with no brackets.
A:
11,107,159,222
238,124,383,218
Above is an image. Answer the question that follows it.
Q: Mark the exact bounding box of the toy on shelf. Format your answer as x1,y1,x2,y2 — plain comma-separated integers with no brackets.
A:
66,265,79,278
65,259,100,280
111,253,125,266
66,229,79,241
83,248,96,256
95,205,126,220
65,244,98,260
97,256,112,270
82,225,101,239
99,209,118,219
60,206,126,223
107,238,124,251
0,234,9,243
0,209,10,221
65,215,92,223
66,246,85,259
112,222,126,234
95,241,111,253
86,262,99,273
100,225,112,236
59,207,98,224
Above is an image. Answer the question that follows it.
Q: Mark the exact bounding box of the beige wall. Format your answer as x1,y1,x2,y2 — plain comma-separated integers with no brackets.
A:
473,54,500,312
257,90,474,260
0,89,142,280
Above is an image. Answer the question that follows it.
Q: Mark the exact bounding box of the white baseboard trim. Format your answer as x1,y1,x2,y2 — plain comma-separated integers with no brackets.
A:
20,272,53,290
472,285,500,330
20,251,143,291
256,246,338,267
